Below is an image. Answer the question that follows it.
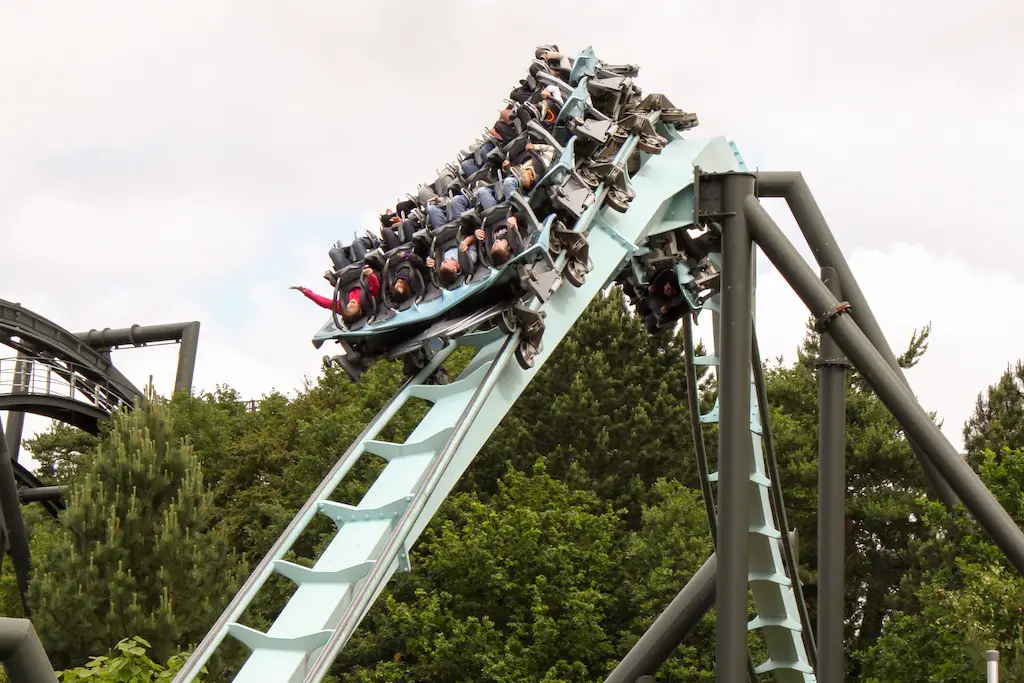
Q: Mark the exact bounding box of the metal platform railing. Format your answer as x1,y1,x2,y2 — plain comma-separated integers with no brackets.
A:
0,356,127,415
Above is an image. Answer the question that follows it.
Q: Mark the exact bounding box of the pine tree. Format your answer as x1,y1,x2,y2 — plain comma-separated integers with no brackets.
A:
27,389,245,669
963,361,1024,458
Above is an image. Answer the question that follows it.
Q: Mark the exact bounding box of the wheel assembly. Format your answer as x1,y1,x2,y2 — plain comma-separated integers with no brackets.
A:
515,340,540,370
606,188,630,213
497,308,518,335
638,135,665,155
563,259,587,288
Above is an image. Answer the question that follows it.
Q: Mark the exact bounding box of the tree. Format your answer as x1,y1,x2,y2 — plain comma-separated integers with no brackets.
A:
337,459,625,682
860,448,1024,681
963,361,1024,457
464,290,710,525
23,422,100,483
28,391,245,669
762,322,934,677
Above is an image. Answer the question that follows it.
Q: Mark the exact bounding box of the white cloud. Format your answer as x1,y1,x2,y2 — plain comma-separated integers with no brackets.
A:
3,0,1023,472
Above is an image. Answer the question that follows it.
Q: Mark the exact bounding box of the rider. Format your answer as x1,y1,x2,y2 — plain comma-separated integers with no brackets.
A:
292,264,381,325
389,249,427,303
475,214,520,267
427,233,478,288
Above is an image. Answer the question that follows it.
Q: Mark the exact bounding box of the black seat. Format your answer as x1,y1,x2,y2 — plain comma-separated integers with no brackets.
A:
480,214,526,269
646,268,688,320
382,251,429,311
332,264,379,331
429,224,476,290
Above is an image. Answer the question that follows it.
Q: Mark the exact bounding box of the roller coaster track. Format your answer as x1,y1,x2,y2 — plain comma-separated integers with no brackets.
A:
0,301,142,517
175,115,817,681
0,299,141,403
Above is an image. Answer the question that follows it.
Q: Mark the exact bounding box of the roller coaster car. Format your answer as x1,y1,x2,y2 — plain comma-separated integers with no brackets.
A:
311,190,559,382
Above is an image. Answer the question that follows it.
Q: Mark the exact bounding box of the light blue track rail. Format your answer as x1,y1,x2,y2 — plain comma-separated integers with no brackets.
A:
173,128,815,682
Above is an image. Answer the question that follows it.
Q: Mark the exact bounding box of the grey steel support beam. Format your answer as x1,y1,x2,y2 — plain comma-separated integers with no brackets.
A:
0,423,30,615
817,266,848,682
0,618,58,683
18,487,64,504
75,321,201,395
744,196,1024,574
174,322,200,394
716,172,757,682
754,172,959,510
4,354,29,463
604,554,717,683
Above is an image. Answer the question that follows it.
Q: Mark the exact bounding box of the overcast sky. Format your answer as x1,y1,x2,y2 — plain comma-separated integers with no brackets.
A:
3,0,1023,467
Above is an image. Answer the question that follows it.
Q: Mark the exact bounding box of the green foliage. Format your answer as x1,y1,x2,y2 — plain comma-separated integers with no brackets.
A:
963,361,1024,457
338,461,714,682
465,291,709,524
763,323,933,676
56,637,201,682
24,421,100,483
28,392,245,669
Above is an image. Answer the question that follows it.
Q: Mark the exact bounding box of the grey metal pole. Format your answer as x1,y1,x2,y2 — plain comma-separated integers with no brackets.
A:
604,554,717,683
0,423,31,615
4,354,29,463
754,172,959,510
18,487,64,504
0,618,59,683
73,321,201,396
716,172,757,682
817,266,848,682
987,650,999,683
743,196,1024,574
173,322,200,395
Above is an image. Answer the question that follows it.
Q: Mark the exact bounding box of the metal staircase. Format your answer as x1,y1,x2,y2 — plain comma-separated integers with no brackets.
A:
174,128,815,682
691,297,816,682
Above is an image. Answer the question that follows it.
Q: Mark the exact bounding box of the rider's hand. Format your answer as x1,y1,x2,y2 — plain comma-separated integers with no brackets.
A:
475,229,486,241
362,267,373,277
289,285,303,291
426,256,436,268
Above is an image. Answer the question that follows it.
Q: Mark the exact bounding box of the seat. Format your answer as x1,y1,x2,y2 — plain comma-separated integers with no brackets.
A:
382,219,416,251
480,215,526,269
645,267,688,321
331,264,379,331
381,251,429,311
428,224,476,290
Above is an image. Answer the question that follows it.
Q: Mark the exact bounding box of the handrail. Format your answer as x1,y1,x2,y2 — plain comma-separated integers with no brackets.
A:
0,357,127,415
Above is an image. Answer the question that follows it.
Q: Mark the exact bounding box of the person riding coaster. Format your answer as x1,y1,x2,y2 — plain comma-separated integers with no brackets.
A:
642,267,690,333
310,191,559,381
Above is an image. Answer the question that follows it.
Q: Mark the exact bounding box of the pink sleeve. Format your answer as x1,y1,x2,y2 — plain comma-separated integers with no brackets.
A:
301,287,340,312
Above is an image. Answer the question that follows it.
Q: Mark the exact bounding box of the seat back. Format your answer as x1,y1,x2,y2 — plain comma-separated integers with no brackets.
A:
435,165,459,197
382,252,428,310
647,267,687,318
333,264,377,330
429,224,473,290
483,217,525,269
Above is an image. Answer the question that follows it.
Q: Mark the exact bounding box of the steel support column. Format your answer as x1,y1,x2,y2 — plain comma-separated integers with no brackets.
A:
604,554,717,683
744,196,1024,574
817,266,848,682
716,172,757,682
75,321,201,395
4,354,30,463
0,618,58,683
0,423,30,614
754,172,958,510
174,321,200,394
